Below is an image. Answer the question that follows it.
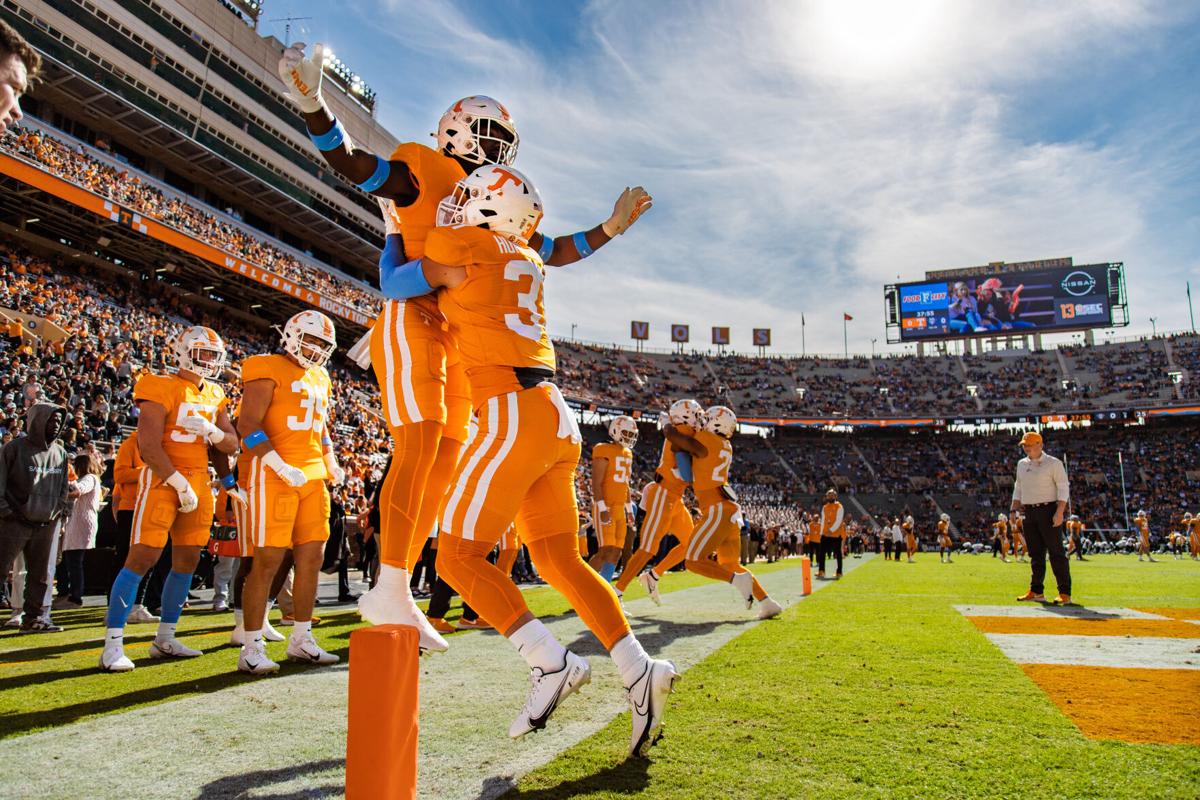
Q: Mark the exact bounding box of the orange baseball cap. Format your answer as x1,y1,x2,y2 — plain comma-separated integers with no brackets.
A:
1019,431,1043,446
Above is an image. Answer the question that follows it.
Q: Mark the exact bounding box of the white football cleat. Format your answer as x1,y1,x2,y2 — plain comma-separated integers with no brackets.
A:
148,637,202,659
626,658,679,757
127,604,159,624
357,585,449,653
758,597,783,620
99,645,135,672
238,643,280,675
509,650,592,739
731,572,754,610
638,570,661,606
262,617,286,642
286,634,339,665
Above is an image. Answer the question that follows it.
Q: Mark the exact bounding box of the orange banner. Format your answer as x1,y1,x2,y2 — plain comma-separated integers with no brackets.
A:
0,152,374,327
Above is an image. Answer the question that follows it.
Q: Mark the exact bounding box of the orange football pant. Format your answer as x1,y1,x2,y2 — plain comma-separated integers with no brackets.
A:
405,434,464,572
379,420,441,569
654,501,766,601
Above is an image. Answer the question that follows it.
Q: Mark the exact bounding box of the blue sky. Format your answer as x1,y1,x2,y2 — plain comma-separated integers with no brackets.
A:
262,0,1200,355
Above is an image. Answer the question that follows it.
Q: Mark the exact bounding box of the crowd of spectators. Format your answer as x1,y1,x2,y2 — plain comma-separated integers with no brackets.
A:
0,125,383,318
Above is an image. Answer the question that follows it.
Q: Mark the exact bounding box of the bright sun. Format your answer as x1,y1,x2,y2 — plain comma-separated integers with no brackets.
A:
806,0,947,80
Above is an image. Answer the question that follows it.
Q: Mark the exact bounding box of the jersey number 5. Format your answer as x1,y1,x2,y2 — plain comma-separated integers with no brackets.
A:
170,403,216,443
612,455,631,484
504,259,545,341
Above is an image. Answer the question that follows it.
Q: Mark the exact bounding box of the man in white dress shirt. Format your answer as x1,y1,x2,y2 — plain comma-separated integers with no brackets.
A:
1010,431,1071,604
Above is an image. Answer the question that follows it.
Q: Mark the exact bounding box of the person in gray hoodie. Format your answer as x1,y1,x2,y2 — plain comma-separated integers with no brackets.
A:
0,402,71,632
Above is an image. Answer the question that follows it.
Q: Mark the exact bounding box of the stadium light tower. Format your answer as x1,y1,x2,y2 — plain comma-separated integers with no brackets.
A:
871,338,877,357
1149,317,1158,337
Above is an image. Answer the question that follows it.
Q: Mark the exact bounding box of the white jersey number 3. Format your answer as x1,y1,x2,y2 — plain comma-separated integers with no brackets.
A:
504,259,546,341
287,380,330,432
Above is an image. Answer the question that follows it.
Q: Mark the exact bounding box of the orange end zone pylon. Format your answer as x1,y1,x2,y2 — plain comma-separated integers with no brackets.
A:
347,625,420,800
801,557,812,595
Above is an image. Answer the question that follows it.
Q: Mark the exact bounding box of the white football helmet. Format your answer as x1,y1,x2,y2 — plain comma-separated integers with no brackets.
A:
282,310,337,369
940,513,950,522
667,398,704,430
1183,512,1193,520
173,325,226,380
704,405,737,437
435,95,519,166
1069,514,1080,521
1137,509,1147,518
998,513,1008,522
436,164,543,243
608,415,638,448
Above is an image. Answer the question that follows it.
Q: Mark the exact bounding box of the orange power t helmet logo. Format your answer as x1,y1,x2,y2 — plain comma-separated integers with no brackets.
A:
488,168,523,191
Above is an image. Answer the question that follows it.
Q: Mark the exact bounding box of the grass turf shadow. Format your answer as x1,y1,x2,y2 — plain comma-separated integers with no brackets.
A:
560,615,756,658
486,754,652,799
194,758,345,799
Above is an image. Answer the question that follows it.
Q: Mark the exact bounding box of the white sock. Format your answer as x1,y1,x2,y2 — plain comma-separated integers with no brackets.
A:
377,564,409,594
610,633,651,687
244,629,264,647
104,627,124,648
291,620,312,638
509,619,566,672
233,608,244,626
156,622,177,641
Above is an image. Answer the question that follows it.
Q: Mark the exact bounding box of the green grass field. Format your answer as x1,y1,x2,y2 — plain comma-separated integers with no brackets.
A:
2,555,1197,799
512,555,1200,800
0,560,801,739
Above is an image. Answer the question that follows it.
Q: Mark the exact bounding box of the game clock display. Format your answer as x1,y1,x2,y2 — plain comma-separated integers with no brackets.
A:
895,264,1114,341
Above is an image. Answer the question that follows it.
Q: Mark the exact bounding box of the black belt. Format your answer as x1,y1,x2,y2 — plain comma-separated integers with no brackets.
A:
515,366,555,390
1024,502,1057,508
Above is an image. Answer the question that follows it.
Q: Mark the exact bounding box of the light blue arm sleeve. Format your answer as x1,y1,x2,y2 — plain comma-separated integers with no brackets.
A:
378,234,433,300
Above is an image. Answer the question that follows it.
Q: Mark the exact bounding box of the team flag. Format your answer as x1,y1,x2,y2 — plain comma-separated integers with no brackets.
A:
844,313,853,321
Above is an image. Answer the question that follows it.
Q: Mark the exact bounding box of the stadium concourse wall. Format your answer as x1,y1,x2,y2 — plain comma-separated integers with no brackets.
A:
0,151,373,327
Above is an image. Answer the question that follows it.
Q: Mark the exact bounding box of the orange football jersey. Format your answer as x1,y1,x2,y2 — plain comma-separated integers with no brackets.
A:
430,226,554,406
592,442,632,506
379,142,467,317
238,353,332,480
994,520,1008,539
937,520,949,539
692,429,732,506
133,372,227,470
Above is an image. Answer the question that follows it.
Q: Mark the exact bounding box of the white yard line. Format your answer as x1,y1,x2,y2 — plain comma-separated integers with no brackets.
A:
984,633,1200,670
0,557,869,800
954,605,1170,620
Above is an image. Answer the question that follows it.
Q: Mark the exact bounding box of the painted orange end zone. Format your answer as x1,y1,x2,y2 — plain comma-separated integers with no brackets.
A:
968,617,1200,638
1021,664,1200,745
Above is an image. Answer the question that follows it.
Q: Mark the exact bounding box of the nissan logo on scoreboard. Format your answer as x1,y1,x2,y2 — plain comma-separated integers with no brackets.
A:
1060,270,1098,297
671,324,690,343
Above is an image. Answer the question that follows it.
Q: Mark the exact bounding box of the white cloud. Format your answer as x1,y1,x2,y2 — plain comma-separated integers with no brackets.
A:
364,0,1197,353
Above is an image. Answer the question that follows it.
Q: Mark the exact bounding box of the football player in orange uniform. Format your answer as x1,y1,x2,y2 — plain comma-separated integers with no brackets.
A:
1065,514,1086,561
994,513,1010,563
100,326,239,672
234,311,344,674
1185,512,1200,560
618,400,702,604
902,514,917,562
1134,510,1155,562
937,514,953,563
278,45,650,651
1011,511,1028,562
644,407,782,618
388,164,674,755
589,416,638,583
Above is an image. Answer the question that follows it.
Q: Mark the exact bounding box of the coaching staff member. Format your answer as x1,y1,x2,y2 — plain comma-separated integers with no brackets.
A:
1010,431,1071,604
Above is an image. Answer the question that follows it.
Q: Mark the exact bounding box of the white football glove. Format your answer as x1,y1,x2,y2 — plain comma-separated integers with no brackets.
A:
324,452,346,486
165,471,199,513
179,415,225,445
277,42,327,114
263,450,308,488
656,411,670,432
377,197,401,236
226,485,249,510
602,186,652,237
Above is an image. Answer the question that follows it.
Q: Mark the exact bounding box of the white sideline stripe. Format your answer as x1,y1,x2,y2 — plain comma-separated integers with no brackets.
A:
954,605,1171,621
985,633,1200,670
0,557,871,800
